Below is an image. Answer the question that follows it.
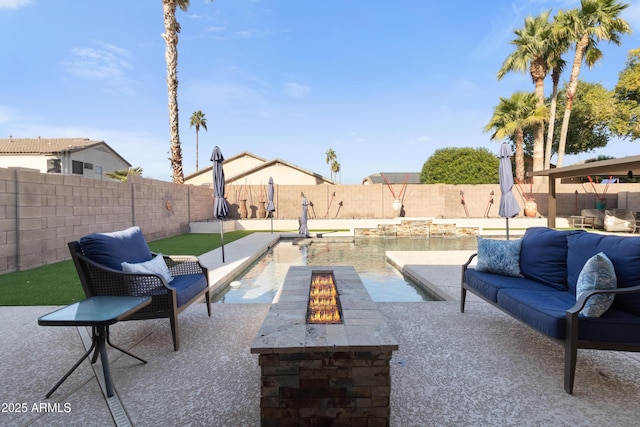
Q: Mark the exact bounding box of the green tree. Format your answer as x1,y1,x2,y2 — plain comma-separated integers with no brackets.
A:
550,81,616,156
325,148,337,180
484,92,547,182
105,167,143,182
553,0,631,168
613,48,640,139
189,110,208,171
498,11,552,176
163,0,190,183
331,161,341,182
420,147,499,184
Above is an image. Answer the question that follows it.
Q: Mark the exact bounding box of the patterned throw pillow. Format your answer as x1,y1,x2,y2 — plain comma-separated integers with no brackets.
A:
576,252,616,317
476,237,522,277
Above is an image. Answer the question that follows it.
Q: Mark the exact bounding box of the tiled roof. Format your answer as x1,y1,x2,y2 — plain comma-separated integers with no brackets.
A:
0,137,103,155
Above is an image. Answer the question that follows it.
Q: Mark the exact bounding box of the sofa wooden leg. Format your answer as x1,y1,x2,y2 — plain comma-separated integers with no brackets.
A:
460,287,467,313
170,314,179,352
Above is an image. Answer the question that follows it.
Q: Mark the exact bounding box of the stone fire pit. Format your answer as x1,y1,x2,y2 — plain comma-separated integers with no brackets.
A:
251,266,398,425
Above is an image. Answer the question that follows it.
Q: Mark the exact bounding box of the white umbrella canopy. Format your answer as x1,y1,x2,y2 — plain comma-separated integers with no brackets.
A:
299,196,309,237
267,177,275,234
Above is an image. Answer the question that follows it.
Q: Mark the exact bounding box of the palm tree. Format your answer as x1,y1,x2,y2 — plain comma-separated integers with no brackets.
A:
484,92,548,182
162,0,190,183
498,11,552,178
105,167,143,182
325,148,337,180
189,110,208,171
543,34,569,170
554,0,631,168
331,161,341,183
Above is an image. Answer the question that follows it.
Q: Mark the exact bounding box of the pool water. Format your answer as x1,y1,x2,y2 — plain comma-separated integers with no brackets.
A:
213,237,477,304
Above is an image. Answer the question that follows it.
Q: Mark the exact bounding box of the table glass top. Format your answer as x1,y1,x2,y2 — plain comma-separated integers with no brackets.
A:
38,296,151,326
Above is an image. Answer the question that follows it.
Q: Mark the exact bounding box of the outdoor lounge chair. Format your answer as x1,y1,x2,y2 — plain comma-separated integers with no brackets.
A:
68,226,211,351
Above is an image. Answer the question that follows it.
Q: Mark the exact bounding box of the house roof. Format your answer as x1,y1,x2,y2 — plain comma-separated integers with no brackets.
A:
229,158,336,184
362,172,422,185
183,151,335,185
0,137,131,166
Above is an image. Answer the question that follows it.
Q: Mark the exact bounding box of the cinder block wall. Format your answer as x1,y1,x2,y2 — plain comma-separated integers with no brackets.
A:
1,166,638,273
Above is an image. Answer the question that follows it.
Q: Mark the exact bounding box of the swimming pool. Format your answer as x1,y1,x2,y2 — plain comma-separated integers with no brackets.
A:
213,237,477,304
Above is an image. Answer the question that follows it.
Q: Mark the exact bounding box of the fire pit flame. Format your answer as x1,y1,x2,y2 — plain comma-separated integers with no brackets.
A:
307,272,342,324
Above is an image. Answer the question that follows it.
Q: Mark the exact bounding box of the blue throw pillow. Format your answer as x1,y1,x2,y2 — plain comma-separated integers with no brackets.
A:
576,252,616,317
476,237,522,277
79,226,153,270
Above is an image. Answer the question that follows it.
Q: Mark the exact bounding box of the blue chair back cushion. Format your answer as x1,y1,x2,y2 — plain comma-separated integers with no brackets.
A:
79,226,153,271
567,233,640,315
519,227,582,291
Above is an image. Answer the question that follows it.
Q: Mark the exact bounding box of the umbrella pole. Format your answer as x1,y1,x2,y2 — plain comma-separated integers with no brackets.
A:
219,218,225,262
270,214,273,234
506,217,510,240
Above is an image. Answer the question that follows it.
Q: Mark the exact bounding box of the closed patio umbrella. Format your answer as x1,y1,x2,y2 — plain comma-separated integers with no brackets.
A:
211,146,229,261
267,177,275,234
498,143,520,239
299,196,309,237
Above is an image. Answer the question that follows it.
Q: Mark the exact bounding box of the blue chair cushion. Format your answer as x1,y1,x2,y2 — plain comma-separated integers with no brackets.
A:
465,268,552,303
519,227,581,291
497,288,575,339
475,237,522,277
171,274,208,308
80,226,153,271
567,233,640,315
497,287,640,342
576,252,616,317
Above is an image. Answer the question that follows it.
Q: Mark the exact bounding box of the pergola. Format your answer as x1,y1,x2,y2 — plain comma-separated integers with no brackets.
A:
528,155,640,228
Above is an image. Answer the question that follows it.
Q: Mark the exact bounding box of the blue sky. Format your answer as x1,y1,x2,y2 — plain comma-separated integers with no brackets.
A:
1,0,639,184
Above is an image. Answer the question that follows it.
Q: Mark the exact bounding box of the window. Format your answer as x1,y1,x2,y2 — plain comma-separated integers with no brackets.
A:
47,159,61,173
84,162,93,170
72,160,83,175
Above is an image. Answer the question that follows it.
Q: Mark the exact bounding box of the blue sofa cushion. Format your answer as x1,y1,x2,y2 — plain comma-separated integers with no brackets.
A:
171,274,208,308
567,233,640,315
475,237,522,277
497,288,575,339
498,287,640,342
519,227,581,291
465,269,553,303
576,252,616,317
80,226,153,270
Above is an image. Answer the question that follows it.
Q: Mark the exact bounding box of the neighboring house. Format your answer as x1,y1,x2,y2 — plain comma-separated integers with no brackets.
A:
362,172,422,185
0,137,131,180
185,151,336,186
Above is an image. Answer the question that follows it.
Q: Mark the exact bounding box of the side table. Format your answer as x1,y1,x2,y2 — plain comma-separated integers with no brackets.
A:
38,295,151,398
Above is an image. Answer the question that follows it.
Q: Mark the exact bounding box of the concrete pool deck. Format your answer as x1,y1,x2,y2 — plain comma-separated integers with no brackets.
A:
2,227,640,426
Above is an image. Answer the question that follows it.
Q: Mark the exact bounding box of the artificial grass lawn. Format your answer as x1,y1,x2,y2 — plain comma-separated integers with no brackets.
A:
0,231,254,306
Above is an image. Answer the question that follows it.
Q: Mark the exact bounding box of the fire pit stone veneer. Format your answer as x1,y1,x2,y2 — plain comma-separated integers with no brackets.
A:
251,266,398,426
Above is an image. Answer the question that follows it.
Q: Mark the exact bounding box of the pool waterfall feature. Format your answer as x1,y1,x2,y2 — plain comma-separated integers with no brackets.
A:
251,266,398,425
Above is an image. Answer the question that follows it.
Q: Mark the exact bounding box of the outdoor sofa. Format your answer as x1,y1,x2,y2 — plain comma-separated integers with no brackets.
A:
461,227,640,394
68,226,211,351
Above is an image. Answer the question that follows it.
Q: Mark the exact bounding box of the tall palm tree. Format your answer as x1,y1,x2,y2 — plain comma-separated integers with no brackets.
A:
162,0,190,183
498,11,552,178
325,148,337,180
554,0,631,168
331,161,341,183
543,35,569,170
189,110,207,171
484,92,548,182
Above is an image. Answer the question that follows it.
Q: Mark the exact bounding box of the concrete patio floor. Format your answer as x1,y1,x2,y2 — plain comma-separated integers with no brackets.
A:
1,231,640,426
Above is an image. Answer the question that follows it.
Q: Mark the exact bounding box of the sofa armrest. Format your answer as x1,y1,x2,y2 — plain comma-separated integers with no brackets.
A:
567,284,640,316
